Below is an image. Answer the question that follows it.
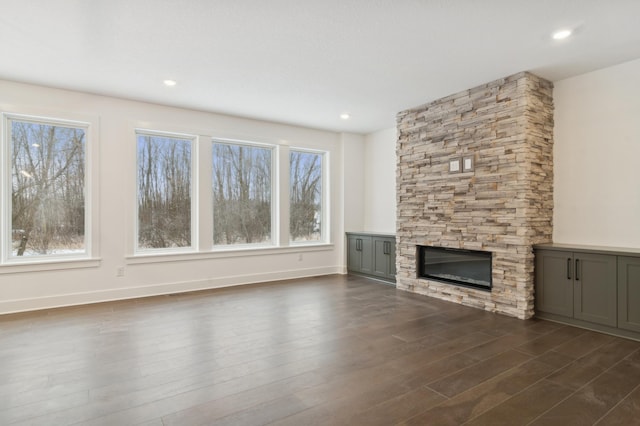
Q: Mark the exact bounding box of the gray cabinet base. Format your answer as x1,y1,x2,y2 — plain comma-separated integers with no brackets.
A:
346,232,396,285
536,311,640,342
348,271,396,286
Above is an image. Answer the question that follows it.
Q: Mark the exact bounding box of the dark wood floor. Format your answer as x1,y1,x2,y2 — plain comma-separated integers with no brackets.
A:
2,274,640,425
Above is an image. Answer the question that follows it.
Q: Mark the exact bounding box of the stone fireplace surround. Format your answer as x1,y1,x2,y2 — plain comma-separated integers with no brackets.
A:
396,72,554,319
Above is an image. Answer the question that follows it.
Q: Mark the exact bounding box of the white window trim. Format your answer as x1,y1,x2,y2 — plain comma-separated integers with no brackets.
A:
134,128,198,255
1,112,100,267
126,242,334,265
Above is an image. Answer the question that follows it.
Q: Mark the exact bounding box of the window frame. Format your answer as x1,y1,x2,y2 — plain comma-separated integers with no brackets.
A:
1,112,99,267
127,131,333,264
289,147,328,245
211,138,277,250
134,128,198,255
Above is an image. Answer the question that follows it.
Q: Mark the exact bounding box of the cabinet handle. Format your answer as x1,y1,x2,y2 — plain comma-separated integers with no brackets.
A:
383,241,390,255
575,259,580,281
567,258,571,280
356,238,361,251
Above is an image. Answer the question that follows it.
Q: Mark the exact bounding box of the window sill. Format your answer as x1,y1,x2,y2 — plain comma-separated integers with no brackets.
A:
126,243,334,265
0,258,102,274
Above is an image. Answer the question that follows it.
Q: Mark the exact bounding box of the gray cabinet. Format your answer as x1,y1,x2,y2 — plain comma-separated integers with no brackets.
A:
347,233,396,283
618,256,640,333
535,248,616,327
535,244,640,340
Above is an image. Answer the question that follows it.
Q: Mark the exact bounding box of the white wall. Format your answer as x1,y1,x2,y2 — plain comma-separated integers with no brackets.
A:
338,132,365,272
363,127,397,233
553,58,640,248
341,133,365,233
0,79,350,314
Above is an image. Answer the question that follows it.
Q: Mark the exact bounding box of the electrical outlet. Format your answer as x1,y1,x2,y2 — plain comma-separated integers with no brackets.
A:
298,253,303,261
116,267,125,277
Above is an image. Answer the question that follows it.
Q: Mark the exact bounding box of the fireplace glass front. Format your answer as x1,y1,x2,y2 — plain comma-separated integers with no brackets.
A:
418,246,492,291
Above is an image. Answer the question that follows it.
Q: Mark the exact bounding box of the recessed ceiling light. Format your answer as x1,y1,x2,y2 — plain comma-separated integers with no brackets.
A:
552,29,572,40
340,113,350,120
163,79,177,87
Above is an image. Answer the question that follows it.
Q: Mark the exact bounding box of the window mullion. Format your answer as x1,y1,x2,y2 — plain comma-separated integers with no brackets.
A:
278,145,290,247
198,136,212,251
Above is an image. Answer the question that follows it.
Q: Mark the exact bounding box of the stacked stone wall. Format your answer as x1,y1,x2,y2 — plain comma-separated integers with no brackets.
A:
396,72,554,319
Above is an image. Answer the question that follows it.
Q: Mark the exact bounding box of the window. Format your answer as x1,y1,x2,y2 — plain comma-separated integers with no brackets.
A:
4,116,88,259
130,133,327,258
212,141,273,246
136,131,194,251
290,149,323,243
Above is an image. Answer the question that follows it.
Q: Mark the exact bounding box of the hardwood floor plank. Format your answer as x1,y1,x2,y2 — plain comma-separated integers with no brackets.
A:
514,325,587,356
2,274,639,426
545,339,640,391
460,331,547,362
550,330,618,360
160,372,324,425
403,356,567,425
212,394,310,426
347,386,446,426
0,390,89,425
595,383,640,425
530,348,640,425
462,379,574,425
426,349,533,398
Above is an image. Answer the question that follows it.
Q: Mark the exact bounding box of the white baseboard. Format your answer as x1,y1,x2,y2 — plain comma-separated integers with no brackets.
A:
0,266,341,315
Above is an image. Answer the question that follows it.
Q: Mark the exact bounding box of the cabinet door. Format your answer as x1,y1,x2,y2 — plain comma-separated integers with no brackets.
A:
347,235,373,274
359,236,373,274
373,238,389,278
387,239,396,279
372,237,396,280
573,253,617,327
618,256,640,332
535,250,573,317
347,235,362,272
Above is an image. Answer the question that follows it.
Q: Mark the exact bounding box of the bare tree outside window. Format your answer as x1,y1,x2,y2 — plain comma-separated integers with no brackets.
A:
212,142,272,245
10,119,86,257
290,150,323,242
137,134,192,249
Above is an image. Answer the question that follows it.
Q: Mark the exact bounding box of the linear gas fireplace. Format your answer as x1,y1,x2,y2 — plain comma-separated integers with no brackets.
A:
418,246,492,291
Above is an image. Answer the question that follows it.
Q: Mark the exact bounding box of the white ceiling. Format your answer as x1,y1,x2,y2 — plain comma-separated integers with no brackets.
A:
1,0,639,134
